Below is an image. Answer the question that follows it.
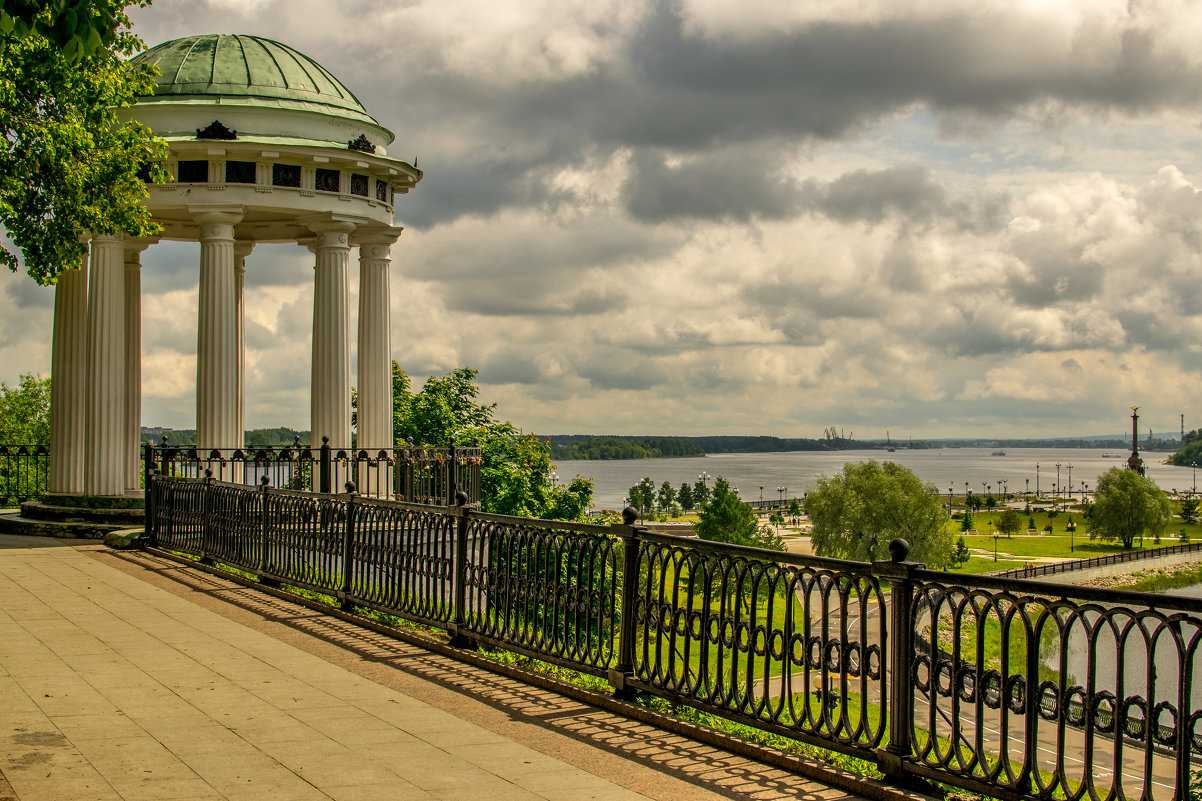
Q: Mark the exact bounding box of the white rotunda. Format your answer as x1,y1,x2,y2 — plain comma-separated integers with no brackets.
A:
49,33,421,499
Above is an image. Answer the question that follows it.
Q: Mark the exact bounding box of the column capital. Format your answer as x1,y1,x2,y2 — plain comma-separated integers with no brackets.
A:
304,215,359,250
233,240,255,261
351,226,404,249
91,233,124,246
190,207,243,242
123,238,158,266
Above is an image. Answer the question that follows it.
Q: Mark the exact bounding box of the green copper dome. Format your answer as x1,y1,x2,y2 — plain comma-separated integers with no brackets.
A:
132,34,378,124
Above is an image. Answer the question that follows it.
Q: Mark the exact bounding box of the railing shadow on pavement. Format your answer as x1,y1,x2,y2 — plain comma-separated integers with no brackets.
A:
107,548,852,801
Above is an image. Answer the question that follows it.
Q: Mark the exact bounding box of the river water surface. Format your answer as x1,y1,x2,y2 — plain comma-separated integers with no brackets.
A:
557,447,1196,510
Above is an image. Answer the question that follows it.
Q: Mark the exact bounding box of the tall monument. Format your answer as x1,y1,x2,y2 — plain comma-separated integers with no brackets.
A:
1128,406,1146,476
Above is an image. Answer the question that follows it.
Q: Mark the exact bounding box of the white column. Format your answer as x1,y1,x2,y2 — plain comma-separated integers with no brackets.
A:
123,241,153,493
355,232,400,496
193,210,243,453
234,241,254,451
308,221,356,452
49,246,89,495
85,235,127,496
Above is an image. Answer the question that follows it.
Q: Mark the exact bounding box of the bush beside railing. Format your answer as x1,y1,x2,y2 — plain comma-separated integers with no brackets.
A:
146,475,1202,801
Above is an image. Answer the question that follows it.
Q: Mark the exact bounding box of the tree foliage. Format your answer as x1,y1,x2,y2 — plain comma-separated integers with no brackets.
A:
1181,497,1199,525
677,482,693,511
695,477,783,551
657,480,676,512
383,363,592,520
1,1,125,59
1088,467,1172,549
0,0,166,284
0,373,50,443
804,461,952,568
997,508,1021,537
626,476,655,515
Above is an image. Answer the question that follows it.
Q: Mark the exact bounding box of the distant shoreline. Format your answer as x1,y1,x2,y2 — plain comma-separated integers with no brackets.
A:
551,441,1181,461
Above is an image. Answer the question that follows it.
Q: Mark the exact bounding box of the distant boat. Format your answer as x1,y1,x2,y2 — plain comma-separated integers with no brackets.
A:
991,451,1006,456
887,447,896,452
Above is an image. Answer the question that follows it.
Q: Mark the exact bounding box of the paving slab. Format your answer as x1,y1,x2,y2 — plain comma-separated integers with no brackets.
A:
1,536,869,801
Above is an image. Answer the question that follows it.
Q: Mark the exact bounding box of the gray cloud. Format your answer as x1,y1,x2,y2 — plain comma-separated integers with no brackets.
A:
623,148,807,223
4,1,1194,436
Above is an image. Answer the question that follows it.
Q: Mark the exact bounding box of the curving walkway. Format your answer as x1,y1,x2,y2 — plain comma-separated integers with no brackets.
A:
0,534,869,801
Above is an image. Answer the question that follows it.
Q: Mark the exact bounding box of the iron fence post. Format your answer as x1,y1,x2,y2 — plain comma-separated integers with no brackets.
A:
873,538,918,782
143,442,155,545
449,490,475,648
200,469,214,565
258,475,270,578
609,506,641,698
341,481,356,611
319,436,331,494
403,441,414,501
447,444,458,506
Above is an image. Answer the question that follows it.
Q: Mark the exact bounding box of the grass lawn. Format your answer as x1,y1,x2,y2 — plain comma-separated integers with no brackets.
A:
954,556,1025,575
946,507,1202,562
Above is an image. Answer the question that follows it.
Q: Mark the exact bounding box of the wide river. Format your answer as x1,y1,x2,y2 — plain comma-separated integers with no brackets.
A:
555,447,1197,510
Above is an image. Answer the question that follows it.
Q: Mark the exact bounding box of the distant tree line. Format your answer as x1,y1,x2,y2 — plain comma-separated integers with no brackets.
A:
548,436,705,460
1170,429,1202,467
545,432,1201,461
141,427,308,448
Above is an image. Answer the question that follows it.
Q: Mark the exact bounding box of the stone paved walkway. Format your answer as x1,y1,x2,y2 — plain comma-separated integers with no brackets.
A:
0,536,867,801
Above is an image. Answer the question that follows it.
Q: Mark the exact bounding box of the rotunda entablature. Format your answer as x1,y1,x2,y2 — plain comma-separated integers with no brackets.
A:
146,139,416,242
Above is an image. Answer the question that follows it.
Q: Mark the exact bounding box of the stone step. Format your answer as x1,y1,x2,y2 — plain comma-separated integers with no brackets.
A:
0,513,127,540
19,500,144,524
42,493,144,510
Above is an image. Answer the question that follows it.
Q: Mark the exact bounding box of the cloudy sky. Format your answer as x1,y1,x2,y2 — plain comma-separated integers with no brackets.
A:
3,0,1202,438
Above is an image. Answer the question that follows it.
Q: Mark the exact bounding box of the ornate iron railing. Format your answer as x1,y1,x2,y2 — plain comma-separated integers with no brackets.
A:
145,438,482,505
144,477,1202,801
0,444,49,505
994,541,1202,579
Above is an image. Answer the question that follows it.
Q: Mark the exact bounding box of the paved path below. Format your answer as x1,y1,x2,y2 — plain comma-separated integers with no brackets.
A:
0,535,867,801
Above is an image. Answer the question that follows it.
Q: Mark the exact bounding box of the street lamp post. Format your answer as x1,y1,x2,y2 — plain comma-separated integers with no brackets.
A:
1067,464,1074,506
1025,478,1029,503
1036,463,1040,500
1055,463,1061,510
759,485,764,507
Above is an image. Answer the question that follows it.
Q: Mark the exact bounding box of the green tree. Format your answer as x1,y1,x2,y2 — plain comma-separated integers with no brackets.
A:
695,477,783,550
787,497,802,525
0,373,50,443
383,363,592,520
804,461,952,568
961,508,973,532
1,2,127,59
997,508,1021,538
952,537,971,567
1028,515,1036,531
1088,467,1172,549
1181,497,1199,524
657,481,676,513
677,482,694,511
1,1,166,284
692,478,711,508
